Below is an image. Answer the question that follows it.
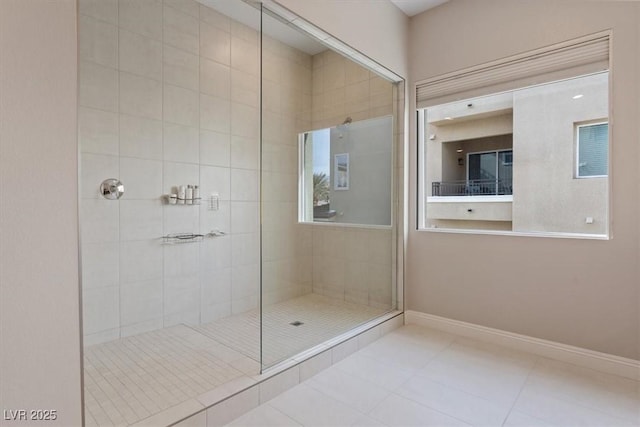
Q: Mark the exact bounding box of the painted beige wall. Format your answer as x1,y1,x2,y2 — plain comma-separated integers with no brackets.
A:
0,0,83,425
409,0,639,359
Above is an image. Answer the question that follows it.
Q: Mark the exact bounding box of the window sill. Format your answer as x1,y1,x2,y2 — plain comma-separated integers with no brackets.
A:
416,227,610,240
427,195,513,203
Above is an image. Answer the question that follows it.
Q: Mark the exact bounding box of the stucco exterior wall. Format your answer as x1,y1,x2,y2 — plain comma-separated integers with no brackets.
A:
328,116,393,226
512,73,608,235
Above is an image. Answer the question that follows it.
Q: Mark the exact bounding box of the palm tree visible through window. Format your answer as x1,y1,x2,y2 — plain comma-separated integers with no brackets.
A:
313,172,330,206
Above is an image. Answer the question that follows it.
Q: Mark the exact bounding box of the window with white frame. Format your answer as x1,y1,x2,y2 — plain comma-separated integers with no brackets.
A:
576,122,608,178
417,32,611,238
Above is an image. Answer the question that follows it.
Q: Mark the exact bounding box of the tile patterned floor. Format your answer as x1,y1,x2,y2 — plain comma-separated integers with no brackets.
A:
196,294,388,366
226,325,640,427
84,294,387,426
83,325,252,426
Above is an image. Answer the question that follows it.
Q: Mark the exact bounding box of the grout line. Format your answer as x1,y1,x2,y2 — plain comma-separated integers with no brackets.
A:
501,356,540,426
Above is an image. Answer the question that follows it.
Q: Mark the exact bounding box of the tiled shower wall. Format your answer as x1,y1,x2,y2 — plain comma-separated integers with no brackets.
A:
306,50,396,310
78,0,313,345
261,36,314,306
79,0,397,346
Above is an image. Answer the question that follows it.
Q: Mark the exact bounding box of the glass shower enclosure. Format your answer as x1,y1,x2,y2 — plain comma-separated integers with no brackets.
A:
78,0,402,424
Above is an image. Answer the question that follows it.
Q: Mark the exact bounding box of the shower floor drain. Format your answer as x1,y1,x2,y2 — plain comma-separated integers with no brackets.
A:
289,321,304,326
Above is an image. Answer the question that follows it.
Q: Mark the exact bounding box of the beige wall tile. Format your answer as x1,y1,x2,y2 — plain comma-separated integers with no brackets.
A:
230,136,259,170
119,0,163,40
199,4,230,31
120,114,163,160
164,45,199,90
200,130,231,167
79,15,118,68
164,122,199,164
79,107,119,155
80,61,119,111
200,58,231,98
231,70,259,107
80,0,118,24
119,72,163,119
231,37,259,75
164,84,199,127
231,103,259,139
119,29,163,80
200,23,230,65
200,94,231,133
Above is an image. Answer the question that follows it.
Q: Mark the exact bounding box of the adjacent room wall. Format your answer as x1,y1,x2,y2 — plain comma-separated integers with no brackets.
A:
0,0,83,425
408,0,640,359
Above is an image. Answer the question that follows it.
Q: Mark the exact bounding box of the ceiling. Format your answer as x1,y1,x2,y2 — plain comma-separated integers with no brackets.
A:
390,0,449,16
198,0,327,54
197,0,449,56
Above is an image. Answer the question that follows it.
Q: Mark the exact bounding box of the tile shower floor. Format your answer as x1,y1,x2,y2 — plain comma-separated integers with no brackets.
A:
83,294,388,426
195,293,387,367
226,325,640,427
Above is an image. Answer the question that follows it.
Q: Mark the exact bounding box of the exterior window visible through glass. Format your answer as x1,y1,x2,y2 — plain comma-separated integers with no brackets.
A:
420,71,609,236
299,115,393,226
577,122,608,178
467,150,513,195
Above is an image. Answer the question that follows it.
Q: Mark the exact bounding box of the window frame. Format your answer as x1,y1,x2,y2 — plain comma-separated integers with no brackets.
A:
575,121,609,179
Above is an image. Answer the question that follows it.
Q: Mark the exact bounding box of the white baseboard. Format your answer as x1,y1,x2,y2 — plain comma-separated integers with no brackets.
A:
405,310,640,381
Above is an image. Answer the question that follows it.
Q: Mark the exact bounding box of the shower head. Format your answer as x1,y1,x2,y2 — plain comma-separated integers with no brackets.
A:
336,117,352,139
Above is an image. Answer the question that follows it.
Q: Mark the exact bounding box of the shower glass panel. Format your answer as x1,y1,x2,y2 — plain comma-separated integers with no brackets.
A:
78,1,262,424
260,7,398,370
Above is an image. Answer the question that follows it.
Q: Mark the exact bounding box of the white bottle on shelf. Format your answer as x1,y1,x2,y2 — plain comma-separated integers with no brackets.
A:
178,185,186,204
186,185,193,205
193,185,200,205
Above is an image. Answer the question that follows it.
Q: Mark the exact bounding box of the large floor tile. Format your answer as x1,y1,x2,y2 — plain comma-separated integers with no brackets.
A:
306,367,391,413
513,386,637,426
386,324,457,348
333,353,415,391
502,410,553,426
226,404,301,427
269,384,364,426
368,394,470,426
415,340,536,405
442,338,538,373
357,330,450,370
524,358,640,423
350,415,387,427
395,376,511,426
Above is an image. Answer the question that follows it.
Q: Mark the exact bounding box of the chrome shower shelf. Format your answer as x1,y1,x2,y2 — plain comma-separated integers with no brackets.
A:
162,233,204,244
162,230,226,244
